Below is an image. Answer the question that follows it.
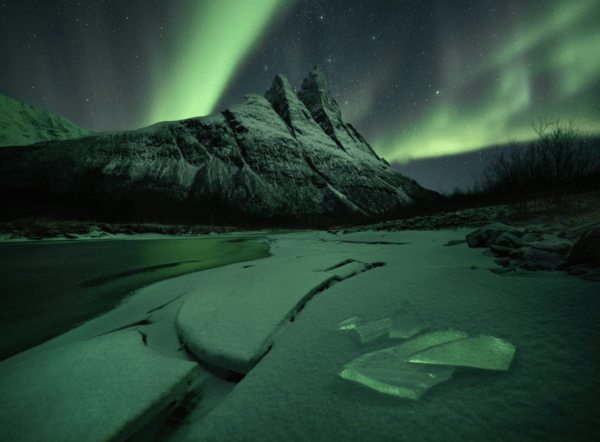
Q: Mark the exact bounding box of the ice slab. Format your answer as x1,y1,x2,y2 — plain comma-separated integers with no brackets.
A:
0,330,199,442
176,262,335,374
334,315,390,343
389,302,427,339
407,334,516,371
354,317,392,343
334,302,427,343
334,316,363,331
339,329,468,399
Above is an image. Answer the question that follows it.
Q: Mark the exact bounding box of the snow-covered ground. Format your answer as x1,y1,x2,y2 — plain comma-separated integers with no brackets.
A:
1,228,598,442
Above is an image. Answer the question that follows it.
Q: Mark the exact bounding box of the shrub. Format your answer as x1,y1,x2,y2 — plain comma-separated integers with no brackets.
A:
476,116,600,200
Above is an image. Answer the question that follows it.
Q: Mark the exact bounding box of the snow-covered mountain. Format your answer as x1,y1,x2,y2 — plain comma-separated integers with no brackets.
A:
0,66,442,226
0,93,91,147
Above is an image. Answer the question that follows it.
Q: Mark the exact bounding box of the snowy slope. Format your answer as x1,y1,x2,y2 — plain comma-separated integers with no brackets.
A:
0,93,92,147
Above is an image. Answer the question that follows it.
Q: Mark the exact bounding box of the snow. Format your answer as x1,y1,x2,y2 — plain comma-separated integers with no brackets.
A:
0,331,198,442
0,93,92,147
1,227,599,442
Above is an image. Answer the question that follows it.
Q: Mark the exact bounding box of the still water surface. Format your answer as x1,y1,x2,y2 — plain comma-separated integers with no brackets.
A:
0,236,271,361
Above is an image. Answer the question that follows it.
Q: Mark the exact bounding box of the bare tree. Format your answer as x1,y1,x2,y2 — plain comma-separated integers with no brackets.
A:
479,116,600,196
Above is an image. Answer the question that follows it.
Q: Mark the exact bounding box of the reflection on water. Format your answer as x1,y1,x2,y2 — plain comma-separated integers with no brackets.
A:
0,236,272,361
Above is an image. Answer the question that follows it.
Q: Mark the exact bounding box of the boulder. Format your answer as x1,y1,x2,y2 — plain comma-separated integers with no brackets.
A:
0,66,441,227
519,248,568,271
466,223,524,248
567,224,600,267
467,222,600,280
495,232,525,248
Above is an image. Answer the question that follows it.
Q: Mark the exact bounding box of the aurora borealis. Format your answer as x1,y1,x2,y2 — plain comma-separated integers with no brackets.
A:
371,0,600,164
147,0,296,126
1,0,599,193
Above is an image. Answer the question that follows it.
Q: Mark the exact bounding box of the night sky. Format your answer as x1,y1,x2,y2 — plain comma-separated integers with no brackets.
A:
1,0,599,194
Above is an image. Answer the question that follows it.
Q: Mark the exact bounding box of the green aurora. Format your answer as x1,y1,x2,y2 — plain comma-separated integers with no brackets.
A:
369,0,600,164
147,0,297,128
139,0,599,165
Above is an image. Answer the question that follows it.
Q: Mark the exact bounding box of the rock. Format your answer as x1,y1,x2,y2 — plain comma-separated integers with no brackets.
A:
563,264,596,276
581,268,600,281
495,232,525,248
89,231,108,238
341,211,600,282
0,93,92,147
0,66,441,227
508,247,528,259
335,205,517,234
521,232,540,242
465,222,600,281
529,240,573,256
520,248,568,271
466,223,522,248
493,257,511,267
567,224,600,267
488,244,514,256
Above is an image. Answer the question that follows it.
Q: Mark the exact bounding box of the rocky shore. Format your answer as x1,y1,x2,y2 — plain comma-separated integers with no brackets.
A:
3,197,599,282
333,200,600,282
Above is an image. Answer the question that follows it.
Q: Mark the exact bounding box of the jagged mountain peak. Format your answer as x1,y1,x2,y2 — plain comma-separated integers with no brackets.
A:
0,67,441,227
298,65,343,123
303,65,329,92
295,66,379,159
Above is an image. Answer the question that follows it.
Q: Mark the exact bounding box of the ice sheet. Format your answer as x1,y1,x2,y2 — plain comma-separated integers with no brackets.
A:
339,329,468,399
407,334,516,370
333,316,363,331
334,301,427,343
354,317,392,343
389,301,427,339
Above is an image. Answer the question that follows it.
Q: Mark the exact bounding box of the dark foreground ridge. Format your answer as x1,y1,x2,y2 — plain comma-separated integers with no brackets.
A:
0,66,441,228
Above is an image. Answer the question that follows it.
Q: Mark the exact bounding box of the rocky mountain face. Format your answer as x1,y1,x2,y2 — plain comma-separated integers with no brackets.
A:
0,66,442,227
0,93,92,147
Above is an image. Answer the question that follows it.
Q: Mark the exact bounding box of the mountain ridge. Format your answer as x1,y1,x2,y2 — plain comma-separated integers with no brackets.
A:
0,66,442,227
0,93,92,147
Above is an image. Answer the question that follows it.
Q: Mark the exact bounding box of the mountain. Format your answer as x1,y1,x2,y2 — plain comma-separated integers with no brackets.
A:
0,93,92,147
0,66,442,227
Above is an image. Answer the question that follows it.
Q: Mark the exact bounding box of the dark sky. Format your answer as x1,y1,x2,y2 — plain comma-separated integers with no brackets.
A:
1,0,599,194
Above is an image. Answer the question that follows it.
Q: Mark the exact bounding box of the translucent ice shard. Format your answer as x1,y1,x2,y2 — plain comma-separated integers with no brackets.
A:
339,363,455,400
334,316,363,331
399,328,469,355
334,315,392,343
335,302,427,343
339,329,468,399
406,335,516,371
389,302,427,339
354,317,392,343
